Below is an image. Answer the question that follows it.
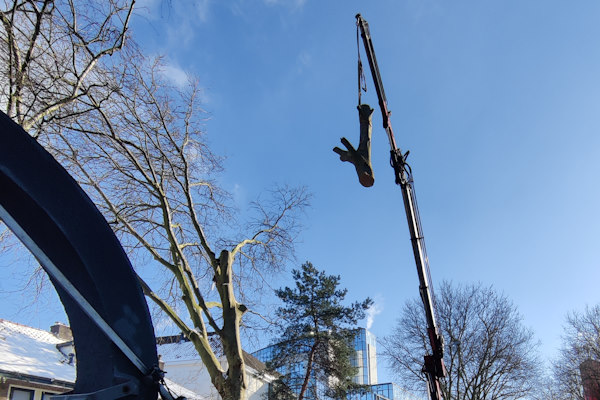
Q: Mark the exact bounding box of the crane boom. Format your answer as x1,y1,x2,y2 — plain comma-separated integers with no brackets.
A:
354,14,447,400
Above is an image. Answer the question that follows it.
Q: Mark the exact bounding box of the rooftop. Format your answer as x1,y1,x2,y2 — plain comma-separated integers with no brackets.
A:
0,319,205,400
0,319,75,382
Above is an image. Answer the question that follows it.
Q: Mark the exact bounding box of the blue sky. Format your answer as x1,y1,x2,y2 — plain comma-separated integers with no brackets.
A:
2,0,600,386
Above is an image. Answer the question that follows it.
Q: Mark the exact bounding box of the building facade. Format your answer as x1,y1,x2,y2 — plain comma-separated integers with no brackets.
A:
253,328,416,400
351,329,378,386
581,359,600,400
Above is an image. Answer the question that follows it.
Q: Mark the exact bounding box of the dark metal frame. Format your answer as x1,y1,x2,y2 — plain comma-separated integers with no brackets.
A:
0,111,163,400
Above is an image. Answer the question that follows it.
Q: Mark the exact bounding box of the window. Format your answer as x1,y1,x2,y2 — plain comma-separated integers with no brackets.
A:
42,392,58,400
9,388,34,400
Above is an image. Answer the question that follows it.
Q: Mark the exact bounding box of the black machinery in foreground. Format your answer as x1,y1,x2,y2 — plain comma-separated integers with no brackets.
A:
0,112,177,400
334,14,447,400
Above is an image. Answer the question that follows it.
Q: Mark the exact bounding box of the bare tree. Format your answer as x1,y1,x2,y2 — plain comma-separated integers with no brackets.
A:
1,3,310,400
0,0,135,137
381,281,540,400
553,305,600,400
50,47,309,399
0,0,135,262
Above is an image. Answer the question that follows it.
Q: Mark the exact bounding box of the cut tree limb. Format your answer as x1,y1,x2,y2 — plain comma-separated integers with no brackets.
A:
333,104,375,187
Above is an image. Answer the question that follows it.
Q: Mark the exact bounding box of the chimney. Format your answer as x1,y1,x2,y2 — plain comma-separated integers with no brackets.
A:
50,322,73,341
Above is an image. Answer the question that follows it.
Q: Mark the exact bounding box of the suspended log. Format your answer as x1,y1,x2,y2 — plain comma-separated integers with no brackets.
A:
333,104,375,187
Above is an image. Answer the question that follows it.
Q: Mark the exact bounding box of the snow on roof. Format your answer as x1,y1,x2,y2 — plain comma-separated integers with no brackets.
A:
0,319,75,382
163,378,207,400
0,320,207,399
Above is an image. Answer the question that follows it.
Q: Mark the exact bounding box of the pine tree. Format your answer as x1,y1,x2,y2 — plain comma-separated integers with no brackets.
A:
266,262,373,400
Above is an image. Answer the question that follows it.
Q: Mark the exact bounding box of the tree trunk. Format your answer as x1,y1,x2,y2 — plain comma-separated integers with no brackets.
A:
298,342,318,400
216,249,247,400
333,104,375,187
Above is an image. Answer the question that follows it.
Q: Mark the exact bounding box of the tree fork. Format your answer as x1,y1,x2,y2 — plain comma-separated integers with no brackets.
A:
333,104,375,187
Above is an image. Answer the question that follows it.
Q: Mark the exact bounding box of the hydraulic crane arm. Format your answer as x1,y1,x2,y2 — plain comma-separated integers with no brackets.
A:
354,14,447,400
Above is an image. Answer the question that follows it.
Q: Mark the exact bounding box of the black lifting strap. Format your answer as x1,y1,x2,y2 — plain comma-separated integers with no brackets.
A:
357,20,367,106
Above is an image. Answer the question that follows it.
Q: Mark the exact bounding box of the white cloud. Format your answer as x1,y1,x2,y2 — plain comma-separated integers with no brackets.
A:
160,63,189,88
158,0,212,49
157,61,211,104
366,295,384,330
296,50,311,73
192,0,212,23
232,183,246,207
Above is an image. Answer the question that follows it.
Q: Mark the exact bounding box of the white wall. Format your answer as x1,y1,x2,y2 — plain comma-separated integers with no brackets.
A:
163,359,272,400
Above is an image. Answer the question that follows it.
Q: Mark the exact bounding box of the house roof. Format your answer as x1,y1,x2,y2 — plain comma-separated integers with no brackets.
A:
163,378,207,400
0,319,75,382
243,351,268,373
0,319,206,400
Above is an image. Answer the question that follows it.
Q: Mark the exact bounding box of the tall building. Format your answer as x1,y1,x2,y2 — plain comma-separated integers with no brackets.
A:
352,328,378,385
253,328,417,400
253,341,322,400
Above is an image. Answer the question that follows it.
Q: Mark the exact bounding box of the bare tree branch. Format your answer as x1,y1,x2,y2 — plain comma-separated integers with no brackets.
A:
552,305,600,400
1,4,310,398
381,281,541,400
